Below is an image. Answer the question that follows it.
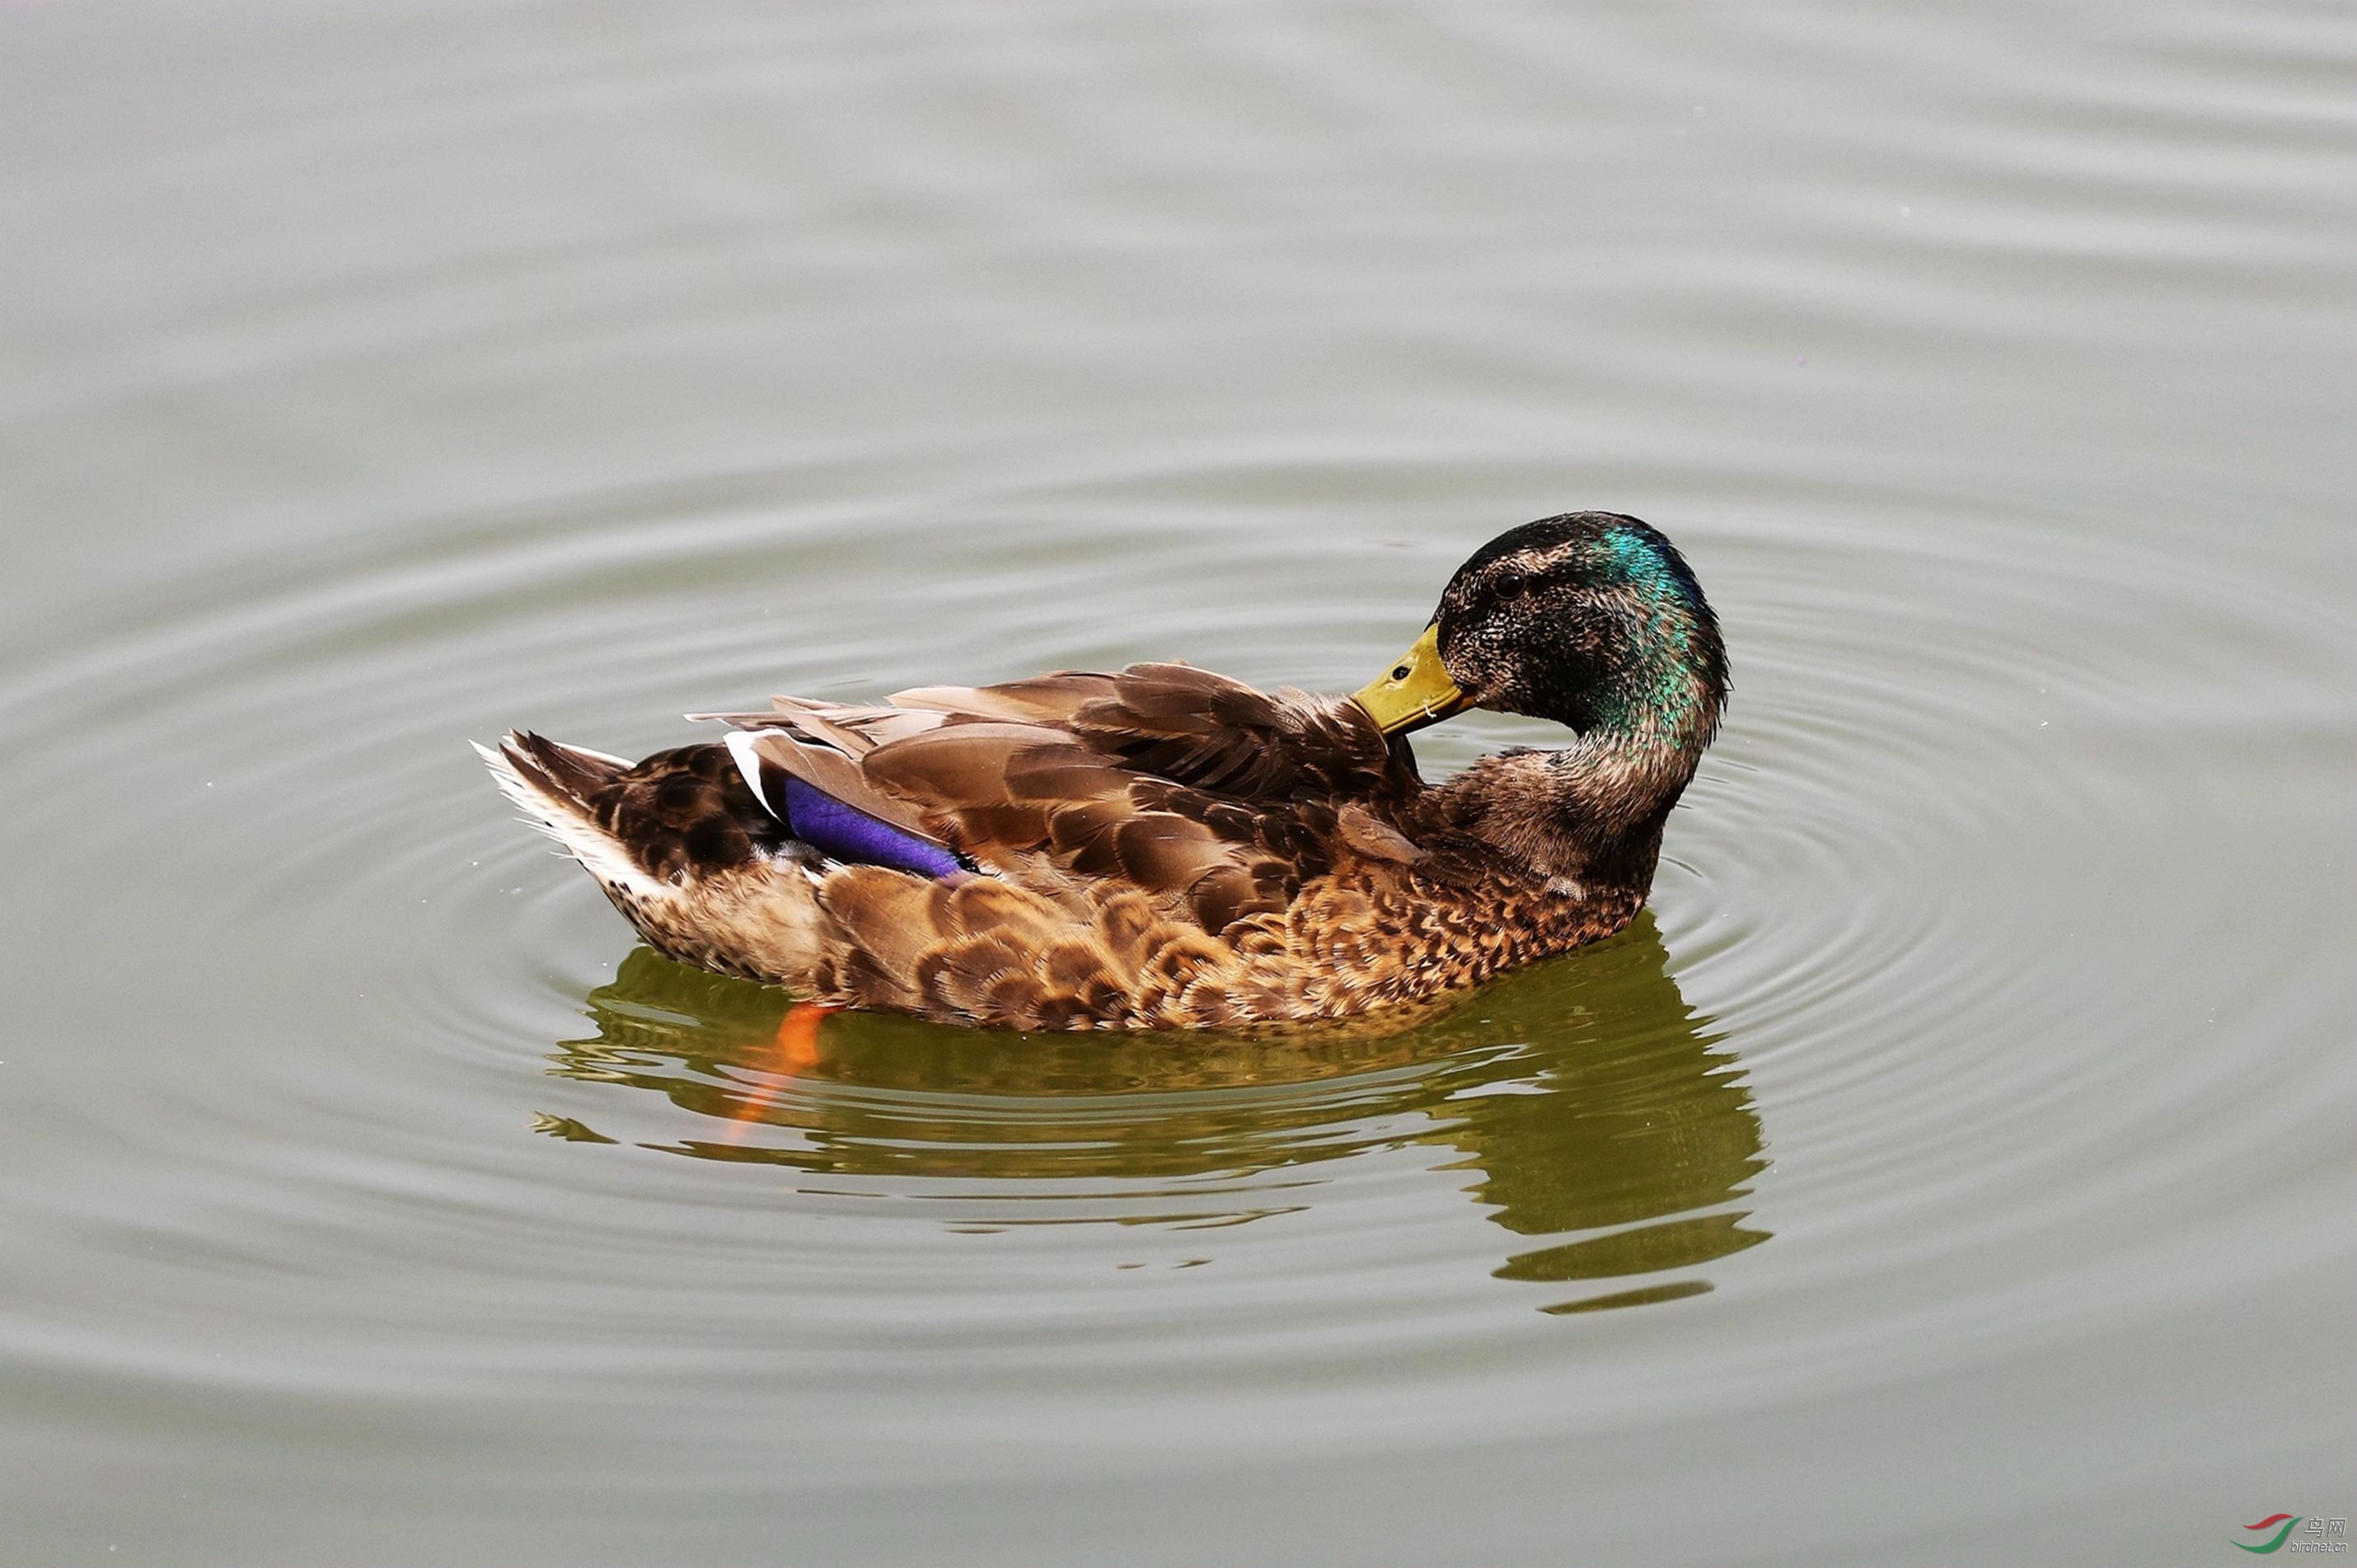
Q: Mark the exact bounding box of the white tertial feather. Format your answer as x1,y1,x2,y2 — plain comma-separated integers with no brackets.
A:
723,730,783,821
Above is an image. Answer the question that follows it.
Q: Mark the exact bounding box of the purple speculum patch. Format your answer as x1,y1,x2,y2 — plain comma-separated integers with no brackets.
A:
780,775,968,879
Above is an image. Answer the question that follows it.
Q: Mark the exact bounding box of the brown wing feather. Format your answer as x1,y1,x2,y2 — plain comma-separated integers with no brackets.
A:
694,659,1427,946
691,697,965,845
858,726,1102,831
771,696,948,755
1066,664,1409,804
730,729,940,839
888,663,1408,807
889,672,1121,725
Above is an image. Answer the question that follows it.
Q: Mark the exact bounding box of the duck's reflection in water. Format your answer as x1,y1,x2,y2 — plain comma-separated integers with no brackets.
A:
541,913,1766,1313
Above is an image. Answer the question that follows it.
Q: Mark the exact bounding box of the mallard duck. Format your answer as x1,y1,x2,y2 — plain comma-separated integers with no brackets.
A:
480,511,1727,1030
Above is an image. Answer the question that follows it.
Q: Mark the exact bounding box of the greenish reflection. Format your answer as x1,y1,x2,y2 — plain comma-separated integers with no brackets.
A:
545,912,1767,1312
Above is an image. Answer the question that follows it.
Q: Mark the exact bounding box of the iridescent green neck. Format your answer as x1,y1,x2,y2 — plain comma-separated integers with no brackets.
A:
1586,536,1723,751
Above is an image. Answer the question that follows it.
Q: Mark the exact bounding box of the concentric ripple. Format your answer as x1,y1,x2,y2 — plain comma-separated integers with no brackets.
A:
1,442,2345,1565
1,0,2347,1561
0,447,2332,1379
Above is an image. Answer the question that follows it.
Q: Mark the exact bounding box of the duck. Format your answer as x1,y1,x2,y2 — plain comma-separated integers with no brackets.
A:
479,511,1727,1031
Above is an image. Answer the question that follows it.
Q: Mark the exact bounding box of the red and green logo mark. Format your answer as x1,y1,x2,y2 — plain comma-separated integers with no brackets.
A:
2237,1516,2302,1554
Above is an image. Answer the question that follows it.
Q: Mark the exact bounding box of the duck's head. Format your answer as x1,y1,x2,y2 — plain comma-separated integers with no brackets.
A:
1353,513,1728,749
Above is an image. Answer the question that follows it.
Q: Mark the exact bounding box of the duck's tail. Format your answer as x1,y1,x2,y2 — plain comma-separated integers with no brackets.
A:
478,732,827,984
474,732,662,900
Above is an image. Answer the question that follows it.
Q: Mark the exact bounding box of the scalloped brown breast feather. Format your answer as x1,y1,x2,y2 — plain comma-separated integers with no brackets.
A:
811,867,1258,1030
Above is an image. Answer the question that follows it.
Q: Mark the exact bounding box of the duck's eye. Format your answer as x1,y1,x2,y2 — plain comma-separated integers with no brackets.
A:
1494,567,1526,597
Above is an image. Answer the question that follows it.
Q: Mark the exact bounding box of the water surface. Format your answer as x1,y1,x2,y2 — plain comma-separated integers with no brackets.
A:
0,2,2349,1563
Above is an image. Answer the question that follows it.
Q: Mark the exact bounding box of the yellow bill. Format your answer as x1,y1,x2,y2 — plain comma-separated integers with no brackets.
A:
1352,623,1470,735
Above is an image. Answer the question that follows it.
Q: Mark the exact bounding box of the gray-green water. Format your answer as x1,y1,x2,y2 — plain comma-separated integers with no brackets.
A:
2,2,2350,1562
